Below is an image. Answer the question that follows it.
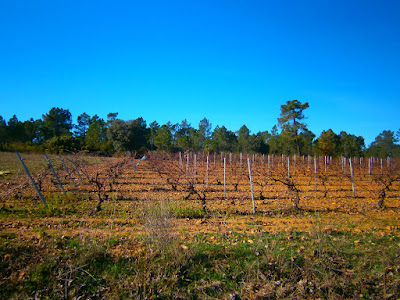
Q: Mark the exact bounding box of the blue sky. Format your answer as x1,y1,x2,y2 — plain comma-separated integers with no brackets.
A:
1,0,399,146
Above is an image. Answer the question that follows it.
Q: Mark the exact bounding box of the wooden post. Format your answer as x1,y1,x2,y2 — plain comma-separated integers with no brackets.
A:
268,154,271,178
247,158,256,214
287,156,290,178
16,152,47,208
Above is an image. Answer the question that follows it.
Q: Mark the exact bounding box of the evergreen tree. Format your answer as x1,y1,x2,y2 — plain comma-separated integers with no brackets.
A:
314,129,340,156
367,130,400,157
278,100,309,156
154,125,173,151
211,126,237,153
339,131,365,157
75,112,91,139
85,116,108,152
42,107,73,140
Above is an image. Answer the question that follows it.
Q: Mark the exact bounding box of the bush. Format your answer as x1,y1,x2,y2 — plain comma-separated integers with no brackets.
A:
44,136,81,153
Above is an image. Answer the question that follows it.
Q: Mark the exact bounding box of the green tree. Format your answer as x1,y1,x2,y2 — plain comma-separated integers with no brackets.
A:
148,121,160,150
126,117,149,151
75,112,91,139
107,117,149,153
107,112,118,126
211,126,237,153
6,115,25,142
199,117,212,149
367,130,400,157
42,107,73,140
267,125,281,154
256,131,270,154
23,118,43,143
45,136,80,153
0,116,7,147
314,129,340,156
154,125,173,151
237,125,251,153
107,119,129,153
175,119,193,151
298,129,315,156
278,100,310,156
85,116,108,152
339,131,365,157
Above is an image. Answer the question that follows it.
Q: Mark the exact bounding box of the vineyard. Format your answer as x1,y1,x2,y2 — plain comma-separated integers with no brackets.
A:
1,151,400,299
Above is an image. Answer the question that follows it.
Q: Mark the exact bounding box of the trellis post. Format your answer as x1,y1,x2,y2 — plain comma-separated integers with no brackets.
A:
16,152,47,208
247,158,256,214
45,154,67,195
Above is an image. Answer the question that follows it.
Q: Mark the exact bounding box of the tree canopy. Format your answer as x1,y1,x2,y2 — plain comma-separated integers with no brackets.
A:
0,104,397,157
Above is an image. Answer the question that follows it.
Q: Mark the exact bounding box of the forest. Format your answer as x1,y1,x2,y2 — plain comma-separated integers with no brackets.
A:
1,100,399,157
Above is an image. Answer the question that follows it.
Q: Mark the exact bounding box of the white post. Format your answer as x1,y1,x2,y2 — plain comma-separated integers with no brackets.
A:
248,157,256,214
224,157,227,199
349,158,356,198
314,156,318,192
206,155,209,188
194,153,197,184
287,156,290,178
368,157,372,180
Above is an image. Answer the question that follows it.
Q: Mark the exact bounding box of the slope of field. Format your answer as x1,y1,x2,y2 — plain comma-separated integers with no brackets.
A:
1,152,400,299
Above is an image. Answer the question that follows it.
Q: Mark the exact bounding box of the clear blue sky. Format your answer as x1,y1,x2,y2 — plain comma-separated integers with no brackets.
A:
1,0,399,146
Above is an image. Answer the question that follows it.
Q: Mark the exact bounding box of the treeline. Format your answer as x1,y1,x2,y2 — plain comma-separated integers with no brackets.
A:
1,101,399,157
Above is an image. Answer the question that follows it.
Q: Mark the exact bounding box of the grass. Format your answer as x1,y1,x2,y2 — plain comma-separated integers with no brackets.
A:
1,197,400,299
1,228,399,299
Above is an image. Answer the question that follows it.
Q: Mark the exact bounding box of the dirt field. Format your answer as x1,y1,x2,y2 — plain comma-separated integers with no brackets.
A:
1,152,400,298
